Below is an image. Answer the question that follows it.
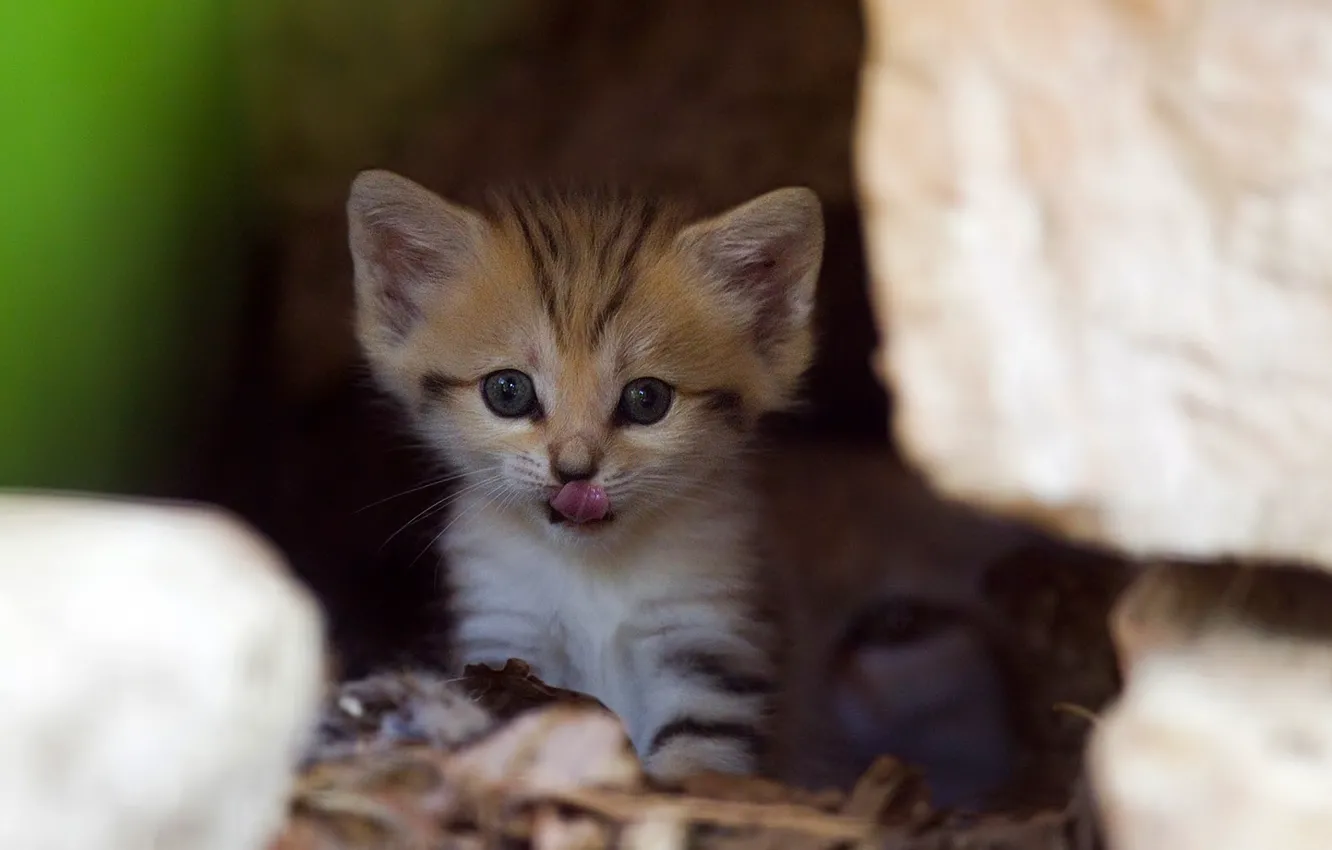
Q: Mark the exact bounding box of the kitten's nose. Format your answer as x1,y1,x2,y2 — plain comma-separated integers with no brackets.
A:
550,437,600,483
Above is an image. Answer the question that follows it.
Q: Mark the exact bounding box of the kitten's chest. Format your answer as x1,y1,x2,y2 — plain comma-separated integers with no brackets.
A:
446,530,641,695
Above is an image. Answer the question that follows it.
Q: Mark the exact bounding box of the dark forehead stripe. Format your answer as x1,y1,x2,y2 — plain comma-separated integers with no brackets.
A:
594,203,633,271
510,205,558,322
592,199,661,343
493,189,684,348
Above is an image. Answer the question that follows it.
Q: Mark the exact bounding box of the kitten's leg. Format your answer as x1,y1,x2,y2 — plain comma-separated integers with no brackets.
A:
451,605,559,680
624,604,775,782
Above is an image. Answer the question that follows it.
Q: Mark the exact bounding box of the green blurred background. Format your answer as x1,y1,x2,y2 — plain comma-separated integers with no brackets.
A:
0,0,527,493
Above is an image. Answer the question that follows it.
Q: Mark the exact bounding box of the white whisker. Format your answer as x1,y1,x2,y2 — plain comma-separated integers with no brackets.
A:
411,479,508,570
355,465,499,513
380,473,506,551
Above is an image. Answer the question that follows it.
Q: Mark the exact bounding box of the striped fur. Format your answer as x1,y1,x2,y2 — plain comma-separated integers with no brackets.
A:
347,170,823,781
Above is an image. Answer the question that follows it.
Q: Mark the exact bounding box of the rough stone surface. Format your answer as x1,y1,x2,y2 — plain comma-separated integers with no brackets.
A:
0,494,325,850
856,0,1332,567
1091,563,1332,849
1090,636,1332,850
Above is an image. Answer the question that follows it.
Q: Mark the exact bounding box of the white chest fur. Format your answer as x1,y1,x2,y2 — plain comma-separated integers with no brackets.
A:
440,498,767,761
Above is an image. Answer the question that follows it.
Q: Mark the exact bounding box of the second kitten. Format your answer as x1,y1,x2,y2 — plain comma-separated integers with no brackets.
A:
763,442,1032,809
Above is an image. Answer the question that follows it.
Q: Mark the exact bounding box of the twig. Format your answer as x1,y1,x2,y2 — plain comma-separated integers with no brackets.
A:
1052,702,1101,726
540,786,874,841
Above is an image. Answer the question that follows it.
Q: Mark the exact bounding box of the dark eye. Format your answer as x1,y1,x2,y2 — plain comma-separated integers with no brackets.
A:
481,370,538,418
617,377,673,426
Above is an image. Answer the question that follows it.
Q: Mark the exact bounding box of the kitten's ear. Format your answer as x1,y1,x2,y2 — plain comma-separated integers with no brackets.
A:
347,169,486,340
677,187,825,358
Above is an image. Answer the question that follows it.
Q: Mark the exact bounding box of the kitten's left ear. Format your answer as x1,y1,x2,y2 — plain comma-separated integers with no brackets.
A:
677,187,825,368
347,169,487,345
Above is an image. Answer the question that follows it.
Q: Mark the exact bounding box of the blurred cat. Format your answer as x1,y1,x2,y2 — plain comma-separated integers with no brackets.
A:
761,440,1032,809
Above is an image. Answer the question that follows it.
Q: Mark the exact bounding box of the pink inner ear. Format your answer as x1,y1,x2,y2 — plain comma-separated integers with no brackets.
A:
371,224,438,279
728,247,795,349
350,171,485,340
366,225,436,336
362,205,477,339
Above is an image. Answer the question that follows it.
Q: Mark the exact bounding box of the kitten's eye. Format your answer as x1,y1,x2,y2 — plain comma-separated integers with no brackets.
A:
481,369,538,418
617,377,673,426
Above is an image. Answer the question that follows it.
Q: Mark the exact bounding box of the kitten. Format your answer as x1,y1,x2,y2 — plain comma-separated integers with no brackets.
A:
760,441,1031,808
345,169,824,781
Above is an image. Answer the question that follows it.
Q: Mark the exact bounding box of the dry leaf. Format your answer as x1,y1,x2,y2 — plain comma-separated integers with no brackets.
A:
449,704,643,797
620,811,689,850
680,772,844,812
841,756,928,825
461,659,610,719
531,804,611,850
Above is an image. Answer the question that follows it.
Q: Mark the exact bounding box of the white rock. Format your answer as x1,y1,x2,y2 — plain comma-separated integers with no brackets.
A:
1090,635,1332,850
0,494,325,850
1093,560,1332,849
856,0,1332,566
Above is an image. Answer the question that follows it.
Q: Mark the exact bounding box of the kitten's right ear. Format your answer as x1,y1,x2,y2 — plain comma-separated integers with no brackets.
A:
347,169,486,340
676,187,824,385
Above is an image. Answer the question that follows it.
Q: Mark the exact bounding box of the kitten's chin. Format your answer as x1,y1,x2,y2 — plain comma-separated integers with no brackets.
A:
544,504,617,532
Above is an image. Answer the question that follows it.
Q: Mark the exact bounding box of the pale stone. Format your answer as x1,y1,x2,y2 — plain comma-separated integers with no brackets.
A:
1090,636,1332,850
0,494,325,850
856,0,1332,566
1092,562,1332,849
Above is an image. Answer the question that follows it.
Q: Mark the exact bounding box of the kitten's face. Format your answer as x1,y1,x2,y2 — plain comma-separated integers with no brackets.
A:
346,173,824,539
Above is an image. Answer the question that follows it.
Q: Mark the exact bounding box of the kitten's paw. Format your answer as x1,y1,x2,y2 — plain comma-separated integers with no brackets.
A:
644,735,757,784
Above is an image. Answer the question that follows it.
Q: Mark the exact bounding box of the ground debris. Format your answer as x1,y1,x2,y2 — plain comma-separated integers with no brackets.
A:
278,662,1099,850
459,658,610,720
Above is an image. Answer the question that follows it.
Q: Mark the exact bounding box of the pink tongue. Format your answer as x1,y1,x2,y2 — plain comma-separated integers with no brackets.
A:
549,481,610,524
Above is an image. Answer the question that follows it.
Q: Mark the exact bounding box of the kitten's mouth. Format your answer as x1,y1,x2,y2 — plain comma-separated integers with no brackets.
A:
546,504,615,528
546,481,613,528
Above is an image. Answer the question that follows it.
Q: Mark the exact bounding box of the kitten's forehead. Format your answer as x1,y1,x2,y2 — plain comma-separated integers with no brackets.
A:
480,192,757,387
488,190,681,344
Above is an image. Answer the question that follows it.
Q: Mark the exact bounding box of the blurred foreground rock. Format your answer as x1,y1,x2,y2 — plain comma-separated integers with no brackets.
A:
0,495,325,850
856,0,1332,568
1092,563,1332,850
